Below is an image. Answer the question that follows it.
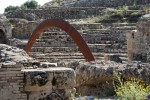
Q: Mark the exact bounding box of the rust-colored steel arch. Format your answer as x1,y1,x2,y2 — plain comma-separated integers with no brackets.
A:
25,19,95,61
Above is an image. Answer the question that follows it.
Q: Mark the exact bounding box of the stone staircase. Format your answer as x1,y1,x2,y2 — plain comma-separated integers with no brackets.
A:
29,23,136,63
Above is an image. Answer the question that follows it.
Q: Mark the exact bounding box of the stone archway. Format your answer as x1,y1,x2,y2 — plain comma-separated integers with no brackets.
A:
0,29,6,44
25,19,95,61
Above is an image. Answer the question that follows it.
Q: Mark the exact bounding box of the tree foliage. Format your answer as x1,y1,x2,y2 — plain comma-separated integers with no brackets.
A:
23,0,38,9
4,0,39,12
5,6,20,12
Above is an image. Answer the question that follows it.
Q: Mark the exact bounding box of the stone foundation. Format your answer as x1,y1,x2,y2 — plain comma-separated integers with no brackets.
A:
0,62,27,100
22,67,76,100
0,62,76,100
5,7,105,20
0,44,76,100
127,14,150,62
0,15,12,44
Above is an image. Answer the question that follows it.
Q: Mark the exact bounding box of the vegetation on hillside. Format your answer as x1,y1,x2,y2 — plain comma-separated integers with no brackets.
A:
50,0,65,7
114,73,150,100
5,6,20,12
94,6,148,23
5,0,39,12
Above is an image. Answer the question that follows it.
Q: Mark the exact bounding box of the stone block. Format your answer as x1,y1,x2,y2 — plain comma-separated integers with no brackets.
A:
22,67,76,99
23,67,76,92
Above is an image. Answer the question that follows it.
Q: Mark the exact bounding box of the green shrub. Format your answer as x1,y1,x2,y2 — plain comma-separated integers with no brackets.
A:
4,0,39,12
111,11,123,19
114,75,149,100
128,6,141,10
5,6,20,12
127,11,143,22
22,0,38,9
130,11,143,17
98,15,118,23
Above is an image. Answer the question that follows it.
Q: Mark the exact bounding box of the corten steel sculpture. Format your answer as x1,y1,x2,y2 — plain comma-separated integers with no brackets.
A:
25,19,95,61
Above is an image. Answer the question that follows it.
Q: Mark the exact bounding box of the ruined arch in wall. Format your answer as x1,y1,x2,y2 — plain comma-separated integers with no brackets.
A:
25,19,95,61
0,29,6,44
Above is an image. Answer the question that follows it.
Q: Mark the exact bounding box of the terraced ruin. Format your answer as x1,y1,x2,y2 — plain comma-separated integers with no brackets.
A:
0,0,150,100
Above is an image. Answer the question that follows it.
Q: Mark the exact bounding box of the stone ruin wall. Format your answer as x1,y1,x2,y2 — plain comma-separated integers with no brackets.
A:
127,14,150,62
0,44,150,99
0,16,12,43
0,63,27,100
10,20,104,40
0,44,76,100
5,7,105,20
10,19,37,39
0,62,76,100
0,13,150,100
7,17,136,63
62,0,150,7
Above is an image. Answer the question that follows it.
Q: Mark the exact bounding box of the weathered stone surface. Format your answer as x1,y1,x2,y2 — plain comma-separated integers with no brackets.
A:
122,62,150,83
8,38,27,49
0,63,27,100
0,44,33,63
43,0,150,7
29,22,132,63
67,60,150,97
9,18,38,39
69,61,122,86
22,67,76,100
0,44,78,99
5,7,105,20
127,14,150,62
0,15,12,43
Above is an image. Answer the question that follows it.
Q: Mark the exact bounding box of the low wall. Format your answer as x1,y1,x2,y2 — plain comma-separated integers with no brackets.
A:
5,7,105,20
0,62,76,100
23,67,76,100
0,62,27,100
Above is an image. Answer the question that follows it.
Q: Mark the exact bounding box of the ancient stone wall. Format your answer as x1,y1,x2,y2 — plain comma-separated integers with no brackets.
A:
23,67,76,100
5,7,105,20
0,16,12,43
30,23,135,63
67,60,150,97
0,63,27,100
11,20,103,39
9,19,37,39
127,14,150,62
0,63,76,100
0,44,76,100
67,0,150,7
43,0,150,7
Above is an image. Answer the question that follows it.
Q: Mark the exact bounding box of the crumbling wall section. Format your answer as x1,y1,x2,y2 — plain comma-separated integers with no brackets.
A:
127,14,150,62
9,19,38,39
5,7,105,20
23,67,76,100
0,15,12,43
0,62,27,100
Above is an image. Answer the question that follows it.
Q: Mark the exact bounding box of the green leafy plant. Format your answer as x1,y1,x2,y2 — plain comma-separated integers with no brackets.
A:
5,6,20,12
114,73,149,100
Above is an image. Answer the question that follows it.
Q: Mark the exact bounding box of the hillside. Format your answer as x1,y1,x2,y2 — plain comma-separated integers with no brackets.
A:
43,0,150,7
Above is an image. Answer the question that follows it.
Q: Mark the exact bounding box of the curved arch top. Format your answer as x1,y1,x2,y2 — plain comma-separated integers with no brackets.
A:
25,19,95,61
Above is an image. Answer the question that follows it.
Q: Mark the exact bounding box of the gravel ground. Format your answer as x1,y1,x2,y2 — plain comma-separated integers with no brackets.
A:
75,96,118,100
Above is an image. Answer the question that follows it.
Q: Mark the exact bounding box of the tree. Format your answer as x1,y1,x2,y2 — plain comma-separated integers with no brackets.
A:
5,6,19,12
23,0,38,9
4,0,39,12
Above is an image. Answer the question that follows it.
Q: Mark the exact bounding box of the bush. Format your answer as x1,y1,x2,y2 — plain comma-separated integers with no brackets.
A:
127,11,143,22
98,15,118,23
128,6,141,10
111,11,123,19
4,0,39,12
5,6,20,12
23,0,38,9
114,75,149,100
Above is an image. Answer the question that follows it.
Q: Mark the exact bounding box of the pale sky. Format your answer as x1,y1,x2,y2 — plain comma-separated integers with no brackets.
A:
0,0,52,14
